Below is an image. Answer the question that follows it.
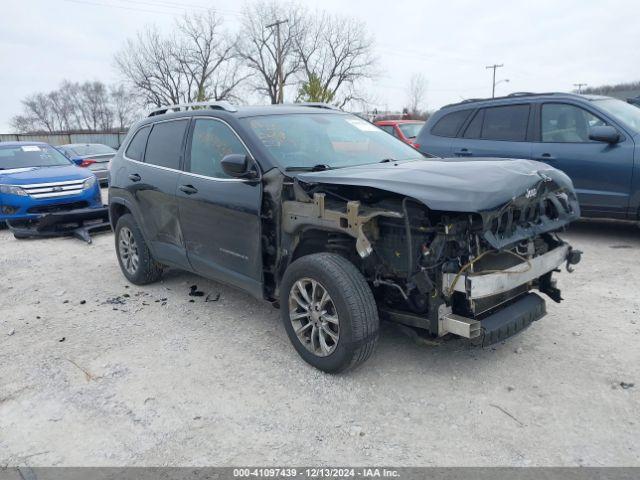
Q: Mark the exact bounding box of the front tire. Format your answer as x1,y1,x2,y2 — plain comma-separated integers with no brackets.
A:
115,213,163,285
280,253,379,373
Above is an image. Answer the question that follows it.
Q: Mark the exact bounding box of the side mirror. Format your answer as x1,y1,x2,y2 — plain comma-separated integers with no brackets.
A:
71,157,84,166
221,154,257,179
588,125,620,144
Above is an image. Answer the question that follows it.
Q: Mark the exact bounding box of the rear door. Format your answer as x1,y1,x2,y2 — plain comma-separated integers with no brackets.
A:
124,118,190,268
531,102,634,218
418,109,472,156
454,104,533,160
177,117,263,298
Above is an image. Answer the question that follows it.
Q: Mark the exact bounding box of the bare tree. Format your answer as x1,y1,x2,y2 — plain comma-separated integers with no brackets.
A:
296,12,377,108
10,81,138,133
406,73,427,116
110,85,141,130
236,1,305,104
11,93,58,133
115,10,246,107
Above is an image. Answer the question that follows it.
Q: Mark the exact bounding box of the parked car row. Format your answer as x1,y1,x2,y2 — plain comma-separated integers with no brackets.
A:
7,91,636,372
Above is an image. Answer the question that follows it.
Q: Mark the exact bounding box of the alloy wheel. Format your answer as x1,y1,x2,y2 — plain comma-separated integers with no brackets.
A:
288,278,340,357
118,226,139,275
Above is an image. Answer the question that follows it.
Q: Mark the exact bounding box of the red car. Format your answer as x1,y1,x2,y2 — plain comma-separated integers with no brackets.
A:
374,120,425,149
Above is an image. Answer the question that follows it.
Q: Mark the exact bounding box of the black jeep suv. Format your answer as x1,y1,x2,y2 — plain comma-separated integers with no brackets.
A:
109,102,581,372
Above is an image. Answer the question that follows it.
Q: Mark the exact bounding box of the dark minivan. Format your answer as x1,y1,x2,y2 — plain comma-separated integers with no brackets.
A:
418,92,640,220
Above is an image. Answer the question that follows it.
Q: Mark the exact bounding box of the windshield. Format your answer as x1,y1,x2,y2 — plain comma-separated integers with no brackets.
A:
398,122,424,139
65,144,116,156
242,113,423,170
0,144,72,170
594,98,640,133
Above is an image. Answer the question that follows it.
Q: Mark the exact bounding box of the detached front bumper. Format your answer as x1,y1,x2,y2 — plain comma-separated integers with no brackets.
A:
7,206,111,243
438,243,581,344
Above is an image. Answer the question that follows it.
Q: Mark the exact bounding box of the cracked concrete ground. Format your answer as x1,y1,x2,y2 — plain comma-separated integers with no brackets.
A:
1,204,638,466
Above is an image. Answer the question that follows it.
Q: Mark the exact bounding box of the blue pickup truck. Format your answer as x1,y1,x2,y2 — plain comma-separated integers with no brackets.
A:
0,141,107,240
418,93,640,221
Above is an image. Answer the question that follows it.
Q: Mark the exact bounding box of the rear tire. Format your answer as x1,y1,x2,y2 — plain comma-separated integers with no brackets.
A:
280,253,379,373
115,213,163,285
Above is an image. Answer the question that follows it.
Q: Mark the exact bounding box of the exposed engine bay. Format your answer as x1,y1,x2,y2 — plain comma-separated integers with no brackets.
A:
260,159,582,344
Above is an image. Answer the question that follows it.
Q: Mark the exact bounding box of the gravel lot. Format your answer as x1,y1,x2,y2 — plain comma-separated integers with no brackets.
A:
1,196,638,467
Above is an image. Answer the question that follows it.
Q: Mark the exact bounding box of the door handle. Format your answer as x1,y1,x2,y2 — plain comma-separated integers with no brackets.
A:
128,173,141,182
454,148,472,156
179,184,198,195
534,153,556,161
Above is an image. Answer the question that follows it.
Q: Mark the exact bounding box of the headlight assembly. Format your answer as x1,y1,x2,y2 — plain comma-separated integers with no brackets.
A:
83,176,97,190
0,184,28,196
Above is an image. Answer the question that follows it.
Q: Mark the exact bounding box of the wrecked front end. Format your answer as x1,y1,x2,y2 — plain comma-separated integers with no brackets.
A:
269,162,581,345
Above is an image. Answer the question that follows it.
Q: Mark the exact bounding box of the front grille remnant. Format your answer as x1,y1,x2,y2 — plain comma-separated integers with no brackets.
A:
18,179,86,199
484,191,578,250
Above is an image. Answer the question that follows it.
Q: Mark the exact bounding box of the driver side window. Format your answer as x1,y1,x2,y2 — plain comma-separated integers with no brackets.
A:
188,118,248,178
541,103,606,143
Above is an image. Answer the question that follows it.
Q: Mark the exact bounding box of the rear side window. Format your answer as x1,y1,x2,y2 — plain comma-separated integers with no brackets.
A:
125,126,151,161
144,120,189,169
188,119,248,178
481,105,530,141
430,110,471,137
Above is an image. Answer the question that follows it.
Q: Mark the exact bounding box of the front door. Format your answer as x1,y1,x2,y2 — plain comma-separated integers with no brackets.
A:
532,102,634,218
176,117,263,298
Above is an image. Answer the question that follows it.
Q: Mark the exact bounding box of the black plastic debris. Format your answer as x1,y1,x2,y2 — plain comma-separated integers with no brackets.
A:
189,285,204,297
58,337,66,342
620,382,635,389
205,293,221,302
105,296,127,305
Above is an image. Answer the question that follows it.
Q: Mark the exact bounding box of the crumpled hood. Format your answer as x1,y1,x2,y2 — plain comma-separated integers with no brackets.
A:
296,158,576,212
0,164,93,186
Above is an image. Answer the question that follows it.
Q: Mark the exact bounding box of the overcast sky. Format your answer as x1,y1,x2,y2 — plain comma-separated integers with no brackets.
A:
1,0,638,131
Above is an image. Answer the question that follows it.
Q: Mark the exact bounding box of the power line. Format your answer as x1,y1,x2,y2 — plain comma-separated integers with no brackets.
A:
62,0,180,16
485,64,504,98
62,0,243,18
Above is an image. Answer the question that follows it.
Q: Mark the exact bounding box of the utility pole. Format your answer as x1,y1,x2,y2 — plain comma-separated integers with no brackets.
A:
485,64,504,98
574,83,587,94
266,19,288,104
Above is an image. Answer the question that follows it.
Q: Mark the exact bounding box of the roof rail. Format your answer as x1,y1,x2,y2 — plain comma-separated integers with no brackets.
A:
290,102,341,111
507,92,537,97
148,101,238,117
442,92,566,109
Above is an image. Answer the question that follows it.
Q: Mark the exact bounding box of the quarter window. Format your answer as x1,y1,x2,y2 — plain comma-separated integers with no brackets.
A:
481,105,530,141
188,119,248,178
125,126,150,161
430,110,471,137
144,119,189,169
541,103,606,143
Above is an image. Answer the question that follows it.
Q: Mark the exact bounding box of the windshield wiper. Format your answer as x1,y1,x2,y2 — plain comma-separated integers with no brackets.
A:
285,164,332,172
